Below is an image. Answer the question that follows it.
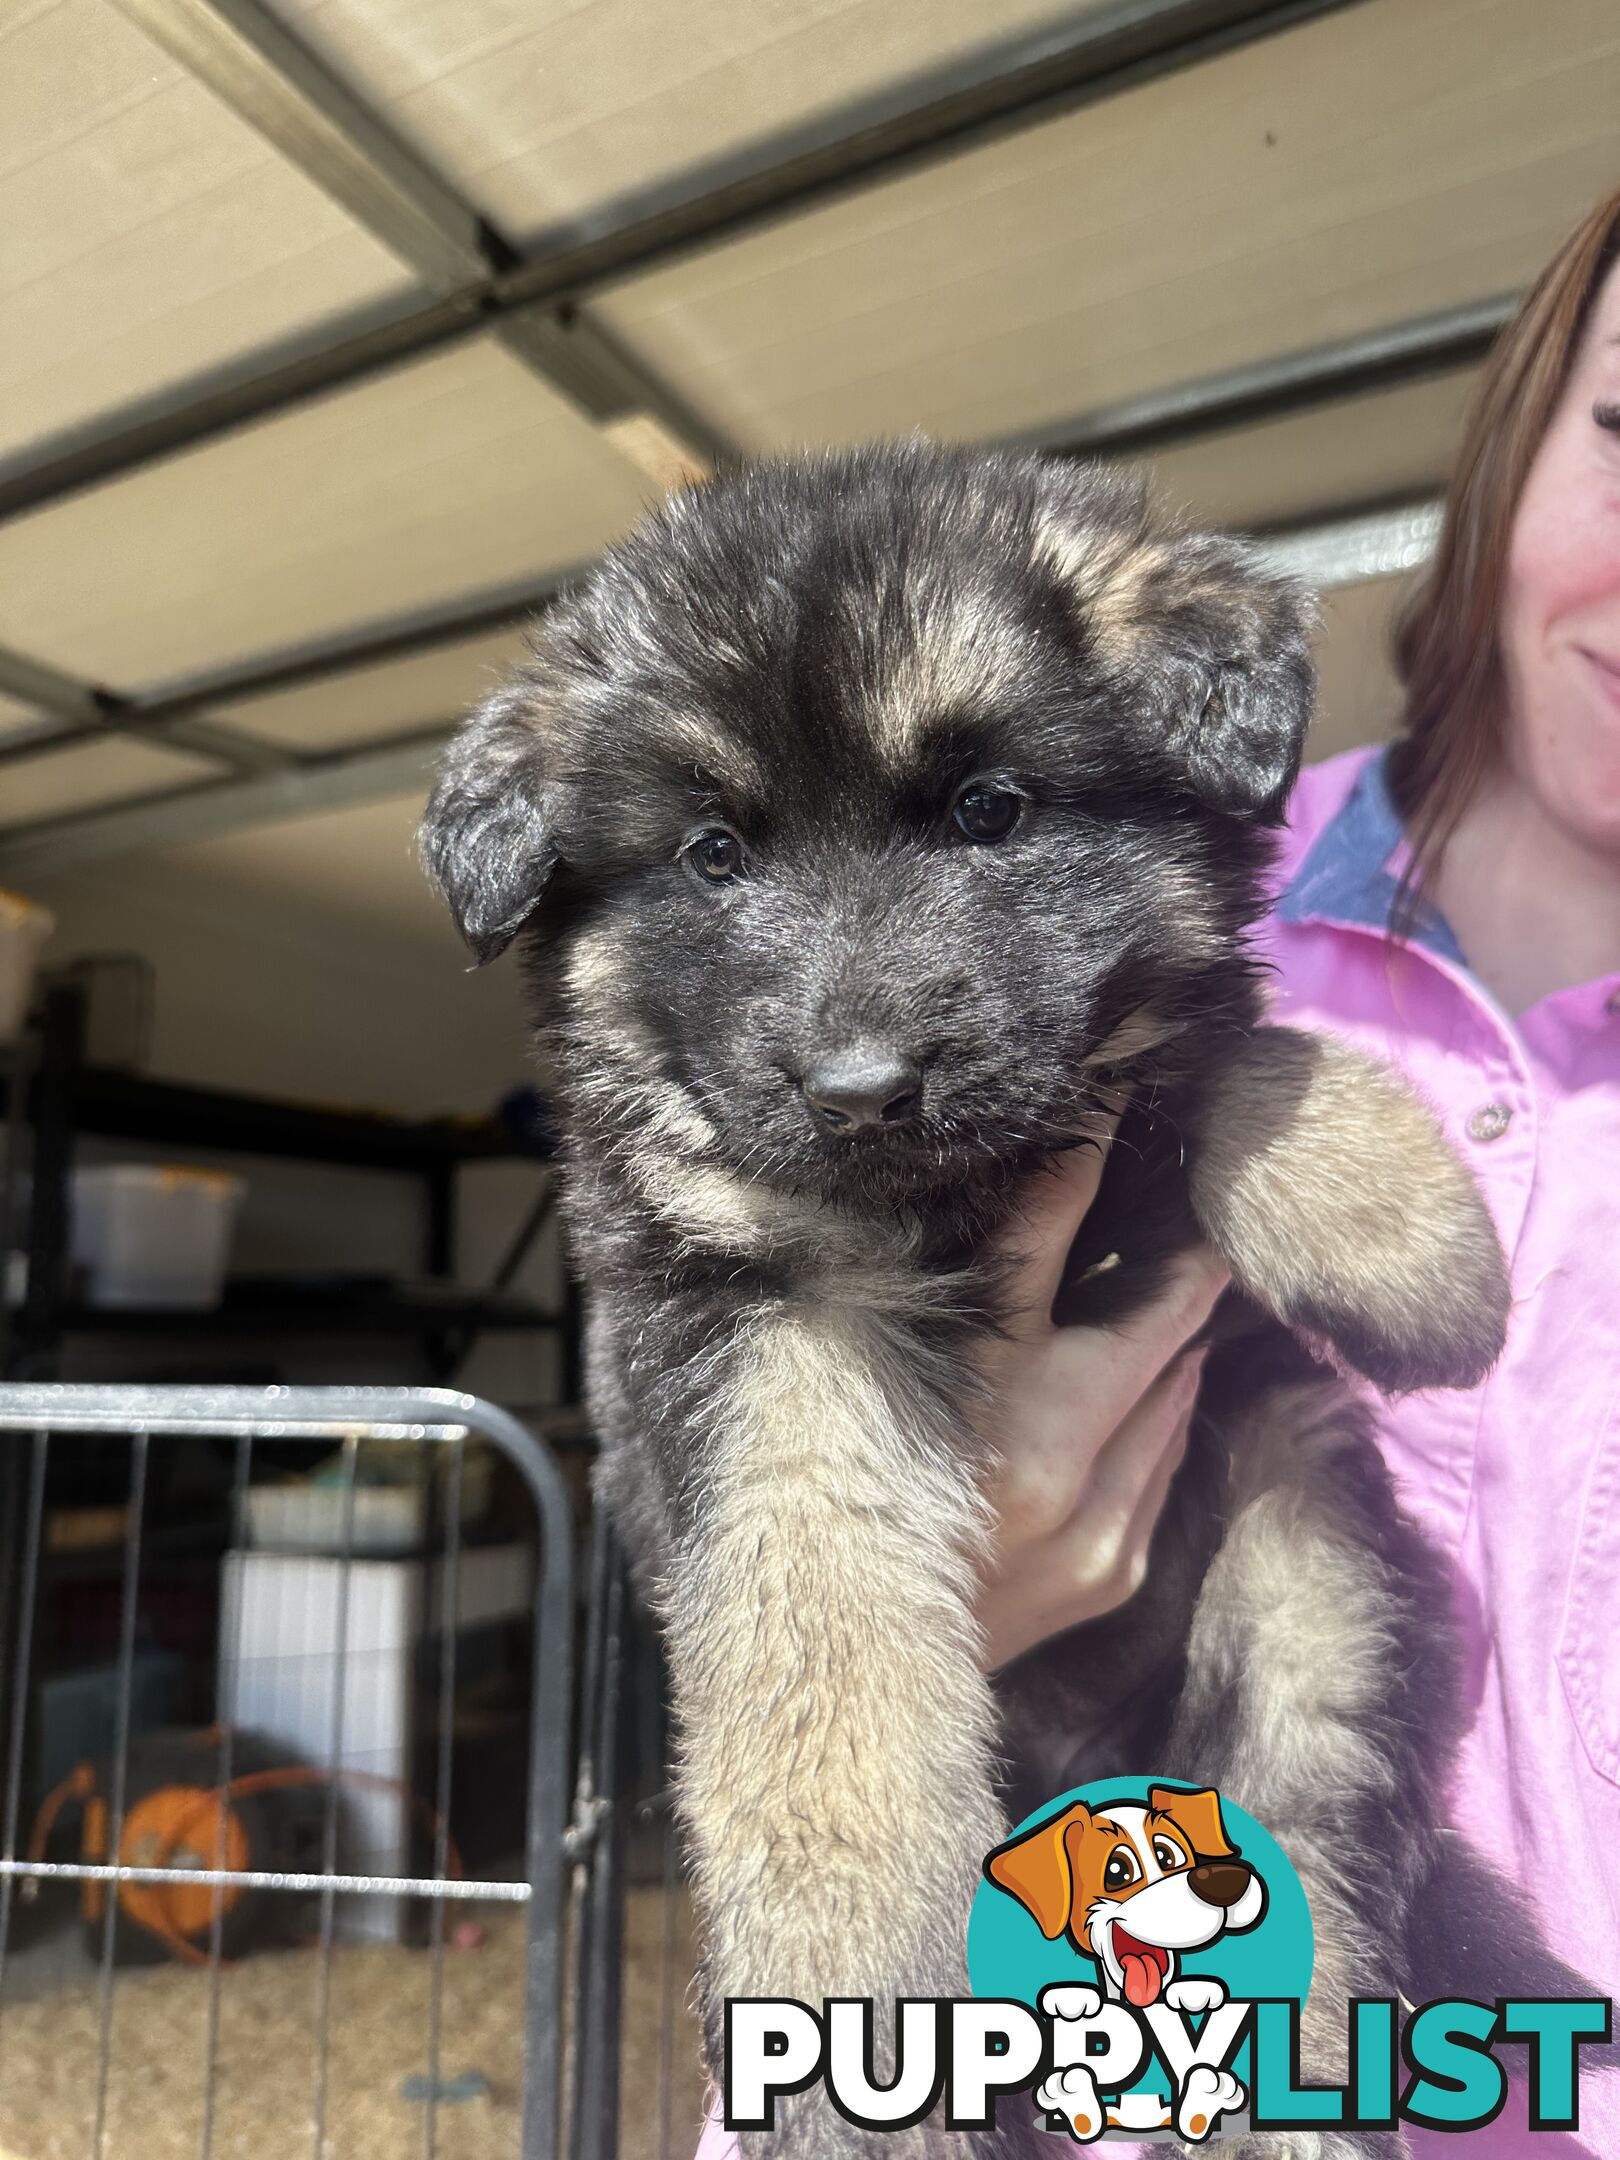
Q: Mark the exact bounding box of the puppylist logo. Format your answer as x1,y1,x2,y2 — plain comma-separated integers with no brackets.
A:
724,1778,1612,2143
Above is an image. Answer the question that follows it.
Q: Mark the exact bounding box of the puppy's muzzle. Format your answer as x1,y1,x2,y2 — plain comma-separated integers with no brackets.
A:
1187,1862,1252,1910
799,1040,922,1134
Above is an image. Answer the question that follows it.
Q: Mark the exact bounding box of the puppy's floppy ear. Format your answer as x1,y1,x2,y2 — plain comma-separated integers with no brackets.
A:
1139,536,1313,822
419,683,556,965
1041,492,1315,822
984,1802,1091,1940
1148,1785,1236,1862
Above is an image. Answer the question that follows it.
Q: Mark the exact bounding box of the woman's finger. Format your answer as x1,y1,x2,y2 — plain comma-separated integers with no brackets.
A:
995,1107,1125,1339
1102,1377,1199,1603
1081,1343,1205,1539
979,1349,1202,1671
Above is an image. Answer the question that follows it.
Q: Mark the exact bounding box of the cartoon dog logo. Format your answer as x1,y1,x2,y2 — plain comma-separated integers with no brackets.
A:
985,1784,1266,2141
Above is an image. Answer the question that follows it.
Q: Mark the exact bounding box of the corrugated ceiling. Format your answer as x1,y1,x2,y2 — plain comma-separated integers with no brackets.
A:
596,0,1617,446
274,0,1096,238
0,0,1616,886
1,0,415,459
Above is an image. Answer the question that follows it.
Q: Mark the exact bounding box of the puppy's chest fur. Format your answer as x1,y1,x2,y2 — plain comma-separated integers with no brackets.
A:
569,1035,1312,1849
563,1027,1228,1568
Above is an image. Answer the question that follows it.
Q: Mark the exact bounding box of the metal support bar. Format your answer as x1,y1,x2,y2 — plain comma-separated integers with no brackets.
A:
0,1858,531,1899
12,984,82,1381
111,0,499,289
0,646,120,726
0,568,578,780
0,645,297,777
0,1381,577,2160
568,1510,629,2160
0,726,450,877
0,0,1365,524
132,567,581,724
1035,294,1512,461
109,0,730,470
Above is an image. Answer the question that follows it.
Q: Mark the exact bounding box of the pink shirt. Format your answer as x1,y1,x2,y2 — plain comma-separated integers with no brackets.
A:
689,744,1620,2158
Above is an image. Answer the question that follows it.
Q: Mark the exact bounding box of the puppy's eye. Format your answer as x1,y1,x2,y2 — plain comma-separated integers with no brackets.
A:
951,784,1023,843
682,829,746,885
1152,1839,1183,1873
1103,1848,1140,1891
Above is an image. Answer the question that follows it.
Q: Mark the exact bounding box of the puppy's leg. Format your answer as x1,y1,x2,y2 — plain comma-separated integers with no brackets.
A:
660,1298,1010,2156
1189,1027,1510,1393
1161,1372,1460,2160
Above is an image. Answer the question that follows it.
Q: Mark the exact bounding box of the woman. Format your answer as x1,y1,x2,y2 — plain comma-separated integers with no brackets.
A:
690,184,1620,2155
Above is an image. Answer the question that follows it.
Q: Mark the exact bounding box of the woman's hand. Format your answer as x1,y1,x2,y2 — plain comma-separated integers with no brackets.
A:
973,1121,1231,1672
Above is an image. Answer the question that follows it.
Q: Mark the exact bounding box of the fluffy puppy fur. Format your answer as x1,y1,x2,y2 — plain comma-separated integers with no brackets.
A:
422,443,1523,2158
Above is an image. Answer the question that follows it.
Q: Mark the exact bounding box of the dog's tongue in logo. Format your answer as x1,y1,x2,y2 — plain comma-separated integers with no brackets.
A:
1113,1927,1169,2008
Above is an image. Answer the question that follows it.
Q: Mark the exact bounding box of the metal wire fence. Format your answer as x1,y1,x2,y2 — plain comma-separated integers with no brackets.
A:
0,1383,580,2160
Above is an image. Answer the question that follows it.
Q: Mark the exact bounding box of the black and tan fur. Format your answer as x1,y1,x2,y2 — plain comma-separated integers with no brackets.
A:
422,444,1530,2157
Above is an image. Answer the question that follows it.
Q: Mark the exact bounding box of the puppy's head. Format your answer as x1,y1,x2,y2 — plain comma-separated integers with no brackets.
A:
421,443,1312,1204
986,1786,1265,2002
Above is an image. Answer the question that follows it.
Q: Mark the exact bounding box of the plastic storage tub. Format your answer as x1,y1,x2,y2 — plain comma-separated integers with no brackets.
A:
70,1165,245,1308
0,890,54,1043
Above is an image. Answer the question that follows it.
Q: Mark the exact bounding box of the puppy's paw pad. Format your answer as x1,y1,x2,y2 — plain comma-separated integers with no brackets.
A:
1038,1983,1102,2022
1175,2064,1244,2142
1165,1977,1227,2014
1036,2066,1104,2143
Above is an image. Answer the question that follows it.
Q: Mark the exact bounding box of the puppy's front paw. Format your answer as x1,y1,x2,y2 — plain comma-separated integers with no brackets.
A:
1039,1983,1102,2023
1164,1976,1227,2015
1191,1029,1511,1394
1175,2063,1244,2141
1035,2064,1105,2143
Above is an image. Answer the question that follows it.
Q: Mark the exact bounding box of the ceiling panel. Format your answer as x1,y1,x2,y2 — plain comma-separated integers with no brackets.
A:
592,0,1618,456
0,338,656,684
209,625,534,749
0,0,420,464
1132,368,1480,533
273,0,1090,240
0,735,216,826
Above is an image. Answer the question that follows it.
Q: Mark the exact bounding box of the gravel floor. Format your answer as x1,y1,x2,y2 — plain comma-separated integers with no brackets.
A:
0,1885,705,2160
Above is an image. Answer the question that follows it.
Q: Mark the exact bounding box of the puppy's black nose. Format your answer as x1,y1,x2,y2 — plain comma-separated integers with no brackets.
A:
1187,1862,1251,1910
800,1045,922,1133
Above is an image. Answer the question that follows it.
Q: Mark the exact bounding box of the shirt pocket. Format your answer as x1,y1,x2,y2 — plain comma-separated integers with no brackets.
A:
1557,1398,1620,1786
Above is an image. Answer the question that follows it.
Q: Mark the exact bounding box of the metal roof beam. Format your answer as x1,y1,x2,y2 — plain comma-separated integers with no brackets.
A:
109,0,730,476
0,645,296,777
0,728,450,878
0,646,123,729
3,0,1364,524
113,0,498,288
127,566,578,724
0,497,1440,877
1032,294,1510,461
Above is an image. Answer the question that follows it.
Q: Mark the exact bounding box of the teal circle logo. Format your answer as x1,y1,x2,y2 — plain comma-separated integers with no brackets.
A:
968,1778,1313,2136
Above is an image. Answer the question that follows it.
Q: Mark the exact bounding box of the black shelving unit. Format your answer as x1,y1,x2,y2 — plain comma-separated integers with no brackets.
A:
0,981,575,1388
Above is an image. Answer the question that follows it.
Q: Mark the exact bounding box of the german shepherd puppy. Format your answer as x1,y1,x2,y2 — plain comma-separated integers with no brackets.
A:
422,443,1516,2157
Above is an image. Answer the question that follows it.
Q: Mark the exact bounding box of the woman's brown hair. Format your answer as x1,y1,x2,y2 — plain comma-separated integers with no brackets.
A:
1386,184,1620,919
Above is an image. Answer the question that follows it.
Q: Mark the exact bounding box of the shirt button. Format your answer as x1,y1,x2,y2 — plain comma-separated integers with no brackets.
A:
1466,1102,1513,1143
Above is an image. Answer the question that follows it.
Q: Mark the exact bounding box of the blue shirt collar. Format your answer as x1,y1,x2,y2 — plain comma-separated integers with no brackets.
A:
1276,744,1468,968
